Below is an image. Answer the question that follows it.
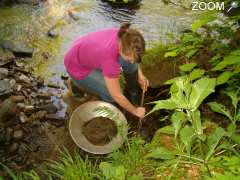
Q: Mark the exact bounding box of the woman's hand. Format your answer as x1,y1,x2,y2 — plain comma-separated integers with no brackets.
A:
138,70,149,92
133,107,146,119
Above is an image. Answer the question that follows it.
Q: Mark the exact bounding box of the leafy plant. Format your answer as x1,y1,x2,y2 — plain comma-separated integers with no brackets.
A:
0,163,45,180
99,162,126,180
208,89,240,125
48,148,101,180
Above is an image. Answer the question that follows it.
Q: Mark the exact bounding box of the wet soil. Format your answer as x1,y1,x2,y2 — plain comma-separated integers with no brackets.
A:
82,116,118,146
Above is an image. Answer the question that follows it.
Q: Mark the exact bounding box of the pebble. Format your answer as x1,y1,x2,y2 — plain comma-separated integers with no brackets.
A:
8,143,19,154
13,129,24,140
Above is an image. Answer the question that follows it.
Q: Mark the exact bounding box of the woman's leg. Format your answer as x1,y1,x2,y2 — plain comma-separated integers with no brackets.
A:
118,57,141,105
70,70,115,103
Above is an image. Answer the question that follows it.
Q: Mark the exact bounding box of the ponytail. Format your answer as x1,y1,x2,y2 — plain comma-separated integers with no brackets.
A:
118,22,131,38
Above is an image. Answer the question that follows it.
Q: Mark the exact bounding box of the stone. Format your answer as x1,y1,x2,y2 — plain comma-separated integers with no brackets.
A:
36,93,51,99
47,27,59,38
8,142,19,154
11,95,25,103
47,82,60,89
0,49,15,67
61,73,69,80
19,74,31,84
0,98,17,122
38,103,58,114
13,129,24,140
35,110,47,120
0,68,8,80
0,79,16,96
1,40,34,58
19,112,28,123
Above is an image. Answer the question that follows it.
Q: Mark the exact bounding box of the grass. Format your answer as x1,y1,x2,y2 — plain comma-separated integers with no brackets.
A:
47,148,101,180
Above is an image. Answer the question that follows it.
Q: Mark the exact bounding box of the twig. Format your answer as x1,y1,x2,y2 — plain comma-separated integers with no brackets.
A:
215,144,239,156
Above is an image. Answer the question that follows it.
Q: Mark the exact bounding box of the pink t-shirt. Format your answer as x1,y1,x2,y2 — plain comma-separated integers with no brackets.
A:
64,28,121,80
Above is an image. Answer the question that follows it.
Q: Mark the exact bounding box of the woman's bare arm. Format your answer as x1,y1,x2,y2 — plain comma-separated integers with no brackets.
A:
104,76,145,118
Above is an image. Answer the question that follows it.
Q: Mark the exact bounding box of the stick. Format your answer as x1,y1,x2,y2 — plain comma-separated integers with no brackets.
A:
138,89,145,132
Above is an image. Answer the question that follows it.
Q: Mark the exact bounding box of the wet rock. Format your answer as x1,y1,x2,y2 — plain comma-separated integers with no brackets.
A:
35,110,47,120
13,129,24,140
0,79,16,96
46,114,65,126
36,77,44,86
47,27,59,38
61,73,69,80
8,142,19,154
0,98,17,122
0,68,8,80
19,112,28,123
0,48,15,66
6,128,13,142
47,82,60,89
11,95,25,103
1,40,34,58
38,103,58,114
19,74,31,84
36,93,51,99
24,105,35,113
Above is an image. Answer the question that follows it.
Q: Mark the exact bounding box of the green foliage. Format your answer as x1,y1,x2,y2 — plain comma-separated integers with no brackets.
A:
208,89,240,124
107,137,145,171
216,71,233,85
0,163,44,180
212,50,240,71
208,102,233,121
207,155,240,180
48,148,100,180
179,62,197,72
145,147,176,160
99,162,126,180
191,12,217,32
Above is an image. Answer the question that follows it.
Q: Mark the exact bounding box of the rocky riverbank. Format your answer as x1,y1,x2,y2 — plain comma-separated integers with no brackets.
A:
0,42,70,175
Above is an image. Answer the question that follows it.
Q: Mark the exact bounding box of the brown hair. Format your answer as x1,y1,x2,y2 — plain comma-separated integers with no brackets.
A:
118,22,145,63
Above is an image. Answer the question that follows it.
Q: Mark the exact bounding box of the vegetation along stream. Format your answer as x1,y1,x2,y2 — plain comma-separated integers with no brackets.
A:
0,0,240,179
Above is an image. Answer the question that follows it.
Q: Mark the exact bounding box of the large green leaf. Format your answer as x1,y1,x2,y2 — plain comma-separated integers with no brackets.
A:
148,99,178,114
189,69,205,81
180,126,196,156
156,125,175,135
216,71,233,85
205,127,226,162
185,49,198,59
212,55,240,71
191,110,202,135
171,111,186,138
191,12,217,32
208,102,233,121
189,78,216,110
179,63,197,72
164,51,178,58
99,162,126,180
146,147,176,160
225,91,239,110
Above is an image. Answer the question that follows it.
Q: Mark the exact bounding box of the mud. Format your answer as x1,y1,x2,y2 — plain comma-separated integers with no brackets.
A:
82,116,118,146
